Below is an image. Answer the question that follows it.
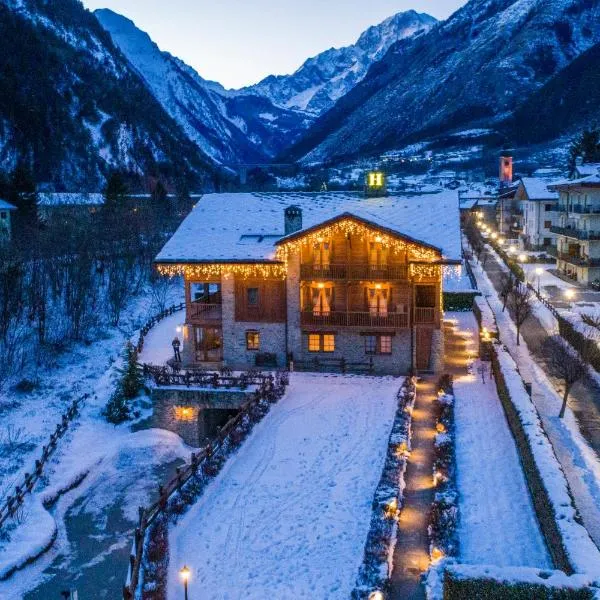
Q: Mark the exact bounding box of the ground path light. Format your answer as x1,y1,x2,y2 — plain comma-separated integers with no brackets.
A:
535,267,543,295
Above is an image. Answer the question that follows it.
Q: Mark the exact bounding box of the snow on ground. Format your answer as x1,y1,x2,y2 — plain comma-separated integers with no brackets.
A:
138,310,185,366
467,249,600,560
0,283,187,595
167,373,401,599
449,312,551,568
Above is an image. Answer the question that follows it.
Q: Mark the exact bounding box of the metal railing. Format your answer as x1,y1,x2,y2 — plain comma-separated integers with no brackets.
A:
300,310,409,328
141,364,270,389
550,226,600,241
300,263,408,280
556,252,600,267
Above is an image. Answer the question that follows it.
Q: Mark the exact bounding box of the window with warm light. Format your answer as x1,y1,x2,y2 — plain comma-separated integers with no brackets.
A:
322,334,335,352
246,330,260,350
308,334,321,352
379,335,392,355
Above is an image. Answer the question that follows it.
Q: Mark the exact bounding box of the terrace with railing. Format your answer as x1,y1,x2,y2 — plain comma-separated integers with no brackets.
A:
300,263,409,281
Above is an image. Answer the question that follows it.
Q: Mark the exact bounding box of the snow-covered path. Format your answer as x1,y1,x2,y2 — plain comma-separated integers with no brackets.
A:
138,309,184,366
452,314,551,568
167,373,401,599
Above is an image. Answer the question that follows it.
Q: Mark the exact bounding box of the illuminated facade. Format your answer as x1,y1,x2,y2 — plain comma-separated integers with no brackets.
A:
154,192,461,374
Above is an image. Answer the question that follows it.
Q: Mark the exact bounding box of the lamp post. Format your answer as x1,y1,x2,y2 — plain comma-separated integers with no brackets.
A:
535,266,543,295
180,565,190,600
564,288,576,308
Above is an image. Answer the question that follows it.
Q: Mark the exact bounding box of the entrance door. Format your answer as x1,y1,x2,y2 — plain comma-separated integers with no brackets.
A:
194,327,223,362
416,328,433,370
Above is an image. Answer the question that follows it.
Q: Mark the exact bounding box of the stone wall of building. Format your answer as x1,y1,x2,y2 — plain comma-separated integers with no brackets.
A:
150,387,250,446
286,252,303,360
295,329,412,375
221,274,287,369
430,328,444,373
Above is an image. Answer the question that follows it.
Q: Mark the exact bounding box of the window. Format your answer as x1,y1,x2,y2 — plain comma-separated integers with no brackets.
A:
307,333,335,352
364,335,377,355
365,334,392,355
544,220,552,228
322,334,335,352
308,334,321,352
545,204,553,212
191,282,221,303
543,238,551,246
246,330,260,350
379,335,392,355
416,285,436,307
247,287,259,307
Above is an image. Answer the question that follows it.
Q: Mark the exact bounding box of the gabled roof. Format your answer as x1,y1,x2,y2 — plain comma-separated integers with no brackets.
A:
575,163,600,177
549,172,600,190
518,178,559,201
155,191,461,265
275,212,442,254
0,199,17,211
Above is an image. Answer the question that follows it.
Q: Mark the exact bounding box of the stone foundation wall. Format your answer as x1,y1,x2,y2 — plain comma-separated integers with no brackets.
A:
151,387,251,446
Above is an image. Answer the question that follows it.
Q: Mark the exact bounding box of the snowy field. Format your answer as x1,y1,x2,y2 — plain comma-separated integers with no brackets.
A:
167,373,401,599
449,312,551,568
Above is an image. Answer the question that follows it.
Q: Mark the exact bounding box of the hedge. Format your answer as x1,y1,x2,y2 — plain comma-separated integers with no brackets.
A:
489,346,573,574
443,291,480,312
444,574,593,600
557,316,600,373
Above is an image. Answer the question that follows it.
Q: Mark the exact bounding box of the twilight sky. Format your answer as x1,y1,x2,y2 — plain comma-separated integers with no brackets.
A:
83,1,465,89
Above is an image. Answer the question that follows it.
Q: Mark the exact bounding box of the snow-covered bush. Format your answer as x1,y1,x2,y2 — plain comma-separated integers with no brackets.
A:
351,377,416,599
429,375,458,560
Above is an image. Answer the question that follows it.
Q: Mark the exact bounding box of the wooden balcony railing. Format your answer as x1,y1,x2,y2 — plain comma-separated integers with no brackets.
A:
301,311,408,328
300,263,408,281
414,307,435,324
189,302,222,321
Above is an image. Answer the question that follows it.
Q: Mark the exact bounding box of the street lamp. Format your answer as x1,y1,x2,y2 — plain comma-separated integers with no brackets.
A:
535,266,543,295
368,592,385,600
565,288,576,306
180,565,191,600
518,253,527,263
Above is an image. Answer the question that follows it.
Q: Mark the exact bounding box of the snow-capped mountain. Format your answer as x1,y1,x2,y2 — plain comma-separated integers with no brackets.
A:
0,0,215,188
95,9,313,165
242,10,436,115
286,0,600,164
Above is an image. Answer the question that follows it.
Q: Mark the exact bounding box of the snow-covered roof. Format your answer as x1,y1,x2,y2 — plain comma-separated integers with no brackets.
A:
519,178,558,201
156,191,461,264
459,198,478,210
549,171,600,190
37,193,105,207
575,163,600,177
0,199,16,211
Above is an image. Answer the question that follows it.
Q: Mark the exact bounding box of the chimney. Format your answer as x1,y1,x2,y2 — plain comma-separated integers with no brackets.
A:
284,205,302,235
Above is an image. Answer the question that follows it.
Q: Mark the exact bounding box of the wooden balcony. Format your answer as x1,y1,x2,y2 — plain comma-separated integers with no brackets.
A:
414,307,435,324
300,263,408,281
301,310,409,329
189,302,222,323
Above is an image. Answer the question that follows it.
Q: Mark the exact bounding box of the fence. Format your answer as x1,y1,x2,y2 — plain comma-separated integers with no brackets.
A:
141,364,270,389
292,356,375,374
122,373,288,599
135,302,185,354
0,393,89,530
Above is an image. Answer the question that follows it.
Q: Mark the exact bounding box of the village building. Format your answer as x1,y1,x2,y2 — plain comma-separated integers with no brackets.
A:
0,199,16,243
154,189,461,375
550,165,600,284
514,178,559,250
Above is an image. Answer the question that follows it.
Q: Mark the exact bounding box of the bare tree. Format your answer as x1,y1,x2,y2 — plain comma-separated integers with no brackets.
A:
508,284,533,346
541,336,587,418
499,271,515,312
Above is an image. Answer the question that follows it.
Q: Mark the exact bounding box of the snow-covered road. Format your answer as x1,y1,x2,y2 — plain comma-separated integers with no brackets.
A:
167,373,401,599
451,312,551,568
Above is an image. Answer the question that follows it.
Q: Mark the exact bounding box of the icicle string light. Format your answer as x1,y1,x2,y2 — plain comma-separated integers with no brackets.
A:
275,218,440,262
409,263,442,281
156,262,287,280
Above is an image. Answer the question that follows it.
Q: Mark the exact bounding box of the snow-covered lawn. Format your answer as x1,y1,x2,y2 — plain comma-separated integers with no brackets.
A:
167,373,401,599
450,312,551,568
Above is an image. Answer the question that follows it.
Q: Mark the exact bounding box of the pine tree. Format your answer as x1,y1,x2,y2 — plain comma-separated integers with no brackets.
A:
121,342,143,399
9,162,37,231
104,171,128,207
568,127,600,171
103,386,131,424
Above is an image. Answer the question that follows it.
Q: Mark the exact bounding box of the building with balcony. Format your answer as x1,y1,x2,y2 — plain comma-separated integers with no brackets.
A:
154,191,461,375
514,178,559,249
549,166,600,284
